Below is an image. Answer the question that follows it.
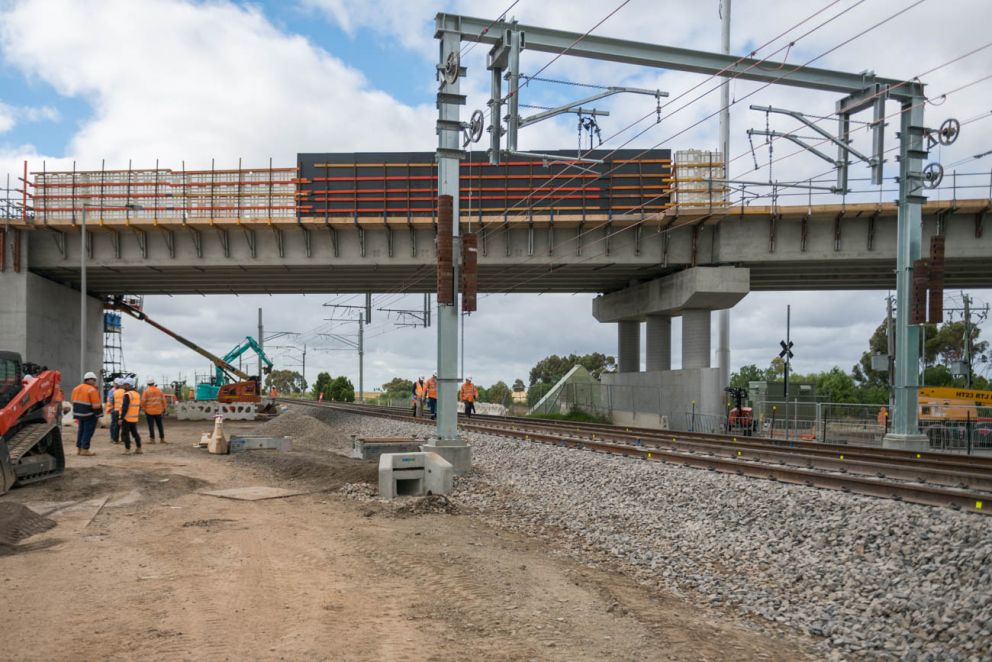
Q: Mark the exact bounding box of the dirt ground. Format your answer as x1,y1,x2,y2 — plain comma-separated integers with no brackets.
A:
0,417,814,661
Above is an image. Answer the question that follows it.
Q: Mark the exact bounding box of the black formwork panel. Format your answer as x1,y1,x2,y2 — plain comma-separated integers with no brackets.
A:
297,149,671,219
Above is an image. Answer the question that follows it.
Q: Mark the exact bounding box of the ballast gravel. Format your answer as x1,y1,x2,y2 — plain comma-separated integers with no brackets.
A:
288,406,992,661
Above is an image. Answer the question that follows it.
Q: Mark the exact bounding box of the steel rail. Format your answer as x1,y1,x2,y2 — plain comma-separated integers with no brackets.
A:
277,399,989,515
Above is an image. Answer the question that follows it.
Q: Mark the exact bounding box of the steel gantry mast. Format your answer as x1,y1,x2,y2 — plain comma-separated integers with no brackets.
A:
436,12,930,448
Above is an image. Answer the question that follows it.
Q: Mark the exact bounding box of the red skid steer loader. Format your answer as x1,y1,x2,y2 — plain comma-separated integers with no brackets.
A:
0,352,65,496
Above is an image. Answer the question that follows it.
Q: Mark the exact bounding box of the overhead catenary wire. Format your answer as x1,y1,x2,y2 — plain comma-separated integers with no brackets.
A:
473,0,865,250
476,0,913,265
725,38,992,178
478,1,951,296
379,0,879,300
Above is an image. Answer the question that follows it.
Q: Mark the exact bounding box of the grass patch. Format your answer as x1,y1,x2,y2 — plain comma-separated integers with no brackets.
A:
528,409,612,424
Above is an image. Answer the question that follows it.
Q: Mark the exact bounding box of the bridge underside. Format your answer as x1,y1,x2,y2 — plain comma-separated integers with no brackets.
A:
10,198,992,295
25,257,992,295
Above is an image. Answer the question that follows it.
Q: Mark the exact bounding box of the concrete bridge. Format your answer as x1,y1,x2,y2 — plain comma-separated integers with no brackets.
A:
5,198,990,296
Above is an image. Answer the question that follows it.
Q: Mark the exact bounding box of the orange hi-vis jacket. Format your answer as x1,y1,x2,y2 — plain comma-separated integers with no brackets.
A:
141,385,167,415
121,391,140,423
426,377,438,399
71,383,103,418
413,381,425,400
113,387,126,415
459,382,478,402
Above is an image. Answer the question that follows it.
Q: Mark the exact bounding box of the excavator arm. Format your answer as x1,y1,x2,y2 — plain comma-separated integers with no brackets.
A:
110,298,250,382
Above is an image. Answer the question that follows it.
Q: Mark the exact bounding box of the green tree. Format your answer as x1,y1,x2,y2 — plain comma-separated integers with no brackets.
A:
265,369,307,394
512,378,526,392
763,357,786,382
814,367,857,403
730,364,763,390
527,382,552,406
529,352,616,386
328,375,355,402
381,377,413,401
311,371,333,399
485,380,511,405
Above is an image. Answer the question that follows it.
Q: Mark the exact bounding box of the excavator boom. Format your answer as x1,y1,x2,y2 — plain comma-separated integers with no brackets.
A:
111,298,250,382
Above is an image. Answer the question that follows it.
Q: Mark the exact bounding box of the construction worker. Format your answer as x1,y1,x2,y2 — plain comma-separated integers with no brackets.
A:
459,377,478,417
877,406,889,433
141,378,167,444
112,378,127,444
70,372,103,456
107,377,123,444
426,373,438,420
412,377,425,417
459,377,478,418
119,378,143,455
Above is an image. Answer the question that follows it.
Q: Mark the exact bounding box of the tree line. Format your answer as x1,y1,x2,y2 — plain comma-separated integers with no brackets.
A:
731,318,990,404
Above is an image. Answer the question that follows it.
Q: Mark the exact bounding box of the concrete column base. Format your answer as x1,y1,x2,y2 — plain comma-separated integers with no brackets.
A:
881,433,929,452
420,442,472,475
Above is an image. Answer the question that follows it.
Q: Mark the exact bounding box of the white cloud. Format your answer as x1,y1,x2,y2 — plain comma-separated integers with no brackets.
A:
0,0,435,167
0,100,58,134
0,102,13,133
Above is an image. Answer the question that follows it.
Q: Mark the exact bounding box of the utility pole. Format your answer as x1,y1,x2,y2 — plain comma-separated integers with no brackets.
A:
886,295,895,404
257,307,263,381
716,0,732,392
963,293,972,388
358,313,365,402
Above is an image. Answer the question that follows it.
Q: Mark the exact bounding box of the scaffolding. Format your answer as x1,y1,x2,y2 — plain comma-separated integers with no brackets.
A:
673,149,728,209
102,295,143,382
24,160,300,224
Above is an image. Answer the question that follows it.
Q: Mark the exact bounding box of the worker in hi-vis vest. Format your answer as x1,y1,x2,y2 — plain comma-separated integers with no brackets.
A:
71,372,103,456
459,377,478,418
119,378,143,455
141,379,168,444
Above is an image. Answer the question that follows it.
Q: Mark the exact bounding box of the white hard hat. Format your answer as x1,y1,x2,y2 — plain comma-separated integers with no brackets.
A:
83,371,97,381
467,376,473,381
124,378,135,387
113,378,123,386
147,378,156,385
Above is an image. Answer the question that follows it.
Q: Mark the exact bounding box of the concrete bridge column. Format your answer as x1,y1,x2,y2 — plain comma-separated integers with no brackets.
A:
645,314,671,371
681,309,711,369
617,320,641,373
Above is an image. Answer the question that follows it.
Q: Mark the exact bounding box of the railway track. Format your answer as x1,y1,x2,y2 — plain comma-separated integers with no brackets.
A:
278,399,991,515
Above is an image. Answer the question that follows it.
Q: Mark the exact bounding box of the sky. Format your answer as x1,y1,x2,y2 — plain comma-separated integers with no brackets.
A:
1,0,990,391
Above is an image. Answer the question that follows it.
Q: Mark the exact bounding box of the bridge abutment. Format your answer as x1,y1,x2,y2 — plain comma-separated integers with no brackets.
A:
0,230,102,382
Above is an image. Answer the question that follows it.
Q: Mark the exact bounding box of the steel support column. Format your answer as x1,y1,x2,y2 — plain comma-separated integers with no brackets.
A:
435,27,462,444
886,98,927,447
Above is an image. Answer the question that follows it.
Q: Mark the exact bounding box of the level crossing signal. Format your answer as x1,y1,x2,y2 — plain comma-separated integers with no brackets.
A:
779,340,794,360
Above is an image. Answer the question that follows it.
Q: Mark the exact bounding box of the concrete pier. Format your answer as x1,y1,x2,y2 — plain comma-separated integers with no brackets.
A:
681,309,711,369
645,314,671,372
617,320,641,373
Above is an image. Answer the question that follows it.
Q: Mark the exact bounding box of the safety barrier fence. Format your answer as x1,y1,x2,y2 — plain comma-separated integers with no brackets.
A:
684,402,992,455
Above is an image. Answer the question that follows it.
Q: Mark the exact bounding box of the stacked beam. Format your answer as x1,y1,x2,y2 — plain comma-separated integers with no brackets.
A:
298,149,672,219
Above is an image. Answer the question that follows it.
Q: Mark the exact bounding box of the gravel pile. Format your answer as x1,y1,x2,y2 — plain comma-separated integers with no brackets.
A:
310,410,992,660
253,408,352,454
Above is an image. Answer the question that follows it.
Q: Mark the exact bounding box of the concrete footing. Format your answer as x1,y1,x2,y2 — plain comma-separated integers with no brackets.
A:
419,442,472,475
882,433,930,452
378,451,454,499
